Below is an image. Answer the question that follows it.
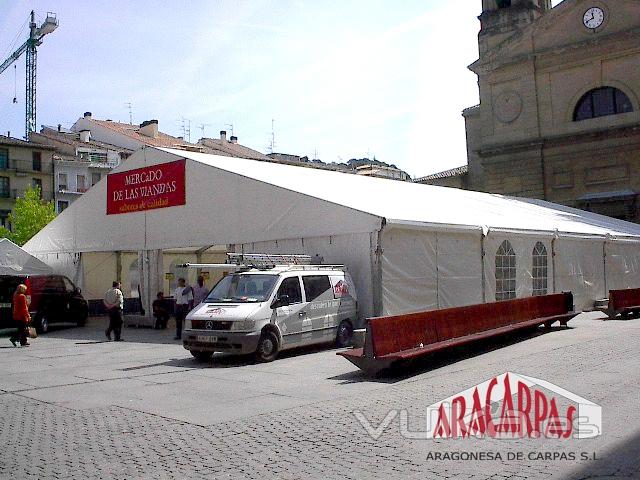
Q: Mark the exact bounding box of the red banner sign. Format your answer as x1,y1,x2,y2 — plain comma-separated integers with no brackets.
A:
106,159,186,215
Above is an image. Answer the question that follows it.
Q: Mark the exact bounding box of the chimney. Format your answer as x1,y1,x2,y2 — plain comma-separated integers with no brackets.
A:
230,136,238,144
57,124,62,132
139,119,159,138
220,130,227,142
83,112,92,119
79,129,91,142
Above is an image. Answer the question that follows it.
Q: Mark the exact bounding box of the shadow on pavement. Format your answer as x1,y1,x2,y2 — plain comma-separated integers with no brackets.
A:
564,429,640,479
330,326,573,384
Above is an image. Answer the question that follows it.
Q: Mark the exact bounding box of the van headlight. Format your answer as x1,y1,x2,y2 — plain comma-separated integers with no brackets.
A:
231,319,255,331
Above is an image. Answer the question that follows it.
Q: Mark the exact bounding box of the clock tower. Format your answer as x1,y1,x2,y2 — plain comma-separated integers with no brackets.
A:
479,0,552,55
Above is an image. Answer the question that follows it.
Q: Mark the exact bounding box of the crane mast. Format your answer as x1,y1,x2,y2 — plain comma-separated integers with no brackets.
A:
0,11,58,140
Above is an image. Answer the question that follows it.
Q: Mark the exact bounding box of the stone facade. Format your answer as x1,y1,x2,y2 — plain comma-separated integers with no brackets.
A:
0,136,55,229
464,0,640,222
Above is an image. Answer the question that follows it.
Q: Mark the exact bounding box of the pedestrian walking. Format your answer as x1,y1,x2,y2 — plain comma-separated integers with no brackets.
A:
173,278,193,340
192,275,209,306
10,284,31,347
104,281,124,341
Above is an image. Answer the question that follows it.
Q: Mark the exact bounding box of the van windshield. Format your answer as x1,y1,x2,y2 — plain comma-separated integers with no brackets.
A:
205,274,278,303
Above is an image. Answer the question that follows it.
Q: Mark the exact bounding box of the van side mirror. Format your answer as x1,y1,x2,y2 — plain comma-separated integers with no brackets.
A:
271,294,290,309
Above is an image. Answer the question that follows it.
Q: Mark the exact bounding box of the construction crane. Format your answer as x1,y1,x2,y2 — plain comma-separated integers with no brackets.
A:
0,11,58,140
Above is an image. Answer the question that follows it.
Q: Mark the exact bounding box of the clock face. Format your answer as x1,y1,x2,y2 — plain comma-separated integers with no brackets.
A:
583,7,604,29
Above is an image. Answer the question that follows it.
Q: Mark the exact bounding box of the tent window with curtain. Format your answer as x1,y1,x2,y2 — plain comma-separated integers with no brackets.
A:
532,242,548,296
129,259,140,298
496,240,516,301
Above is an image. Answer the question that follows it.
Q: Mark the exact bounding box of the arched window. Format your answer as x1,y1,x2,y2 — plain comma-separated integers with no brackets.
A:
129,259,140,298
573,87,633,121
532,242,548,296
495,240,516,301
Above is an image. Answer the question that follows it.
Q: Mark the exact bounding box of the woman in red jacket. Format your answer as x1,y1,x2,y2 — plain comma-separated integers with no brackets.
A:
10,284,31,347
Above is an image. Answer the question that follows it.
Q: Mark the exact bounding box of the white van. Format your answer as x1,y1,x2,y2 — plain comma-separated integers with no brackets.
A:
183,264,357,362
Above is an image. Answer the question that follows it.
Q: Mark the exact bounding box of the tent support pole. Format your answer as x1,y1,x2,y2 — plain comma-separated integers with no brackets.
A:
480,233,486,303
115,251,122,284
551,236,557,293
371,228,383,318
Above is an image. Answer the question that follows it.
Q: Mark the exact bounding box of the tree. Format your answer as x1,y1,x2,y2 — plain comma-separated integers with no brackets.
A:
0,185,56,246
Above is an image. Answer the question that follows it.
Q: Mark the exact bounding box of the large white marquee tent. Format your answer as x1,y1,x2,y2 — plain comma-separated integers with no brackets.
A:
25,147,640,319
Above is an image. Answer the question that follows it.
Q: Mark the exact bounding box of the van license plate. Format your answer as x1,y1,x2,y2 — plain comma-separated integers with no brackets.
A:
197,336,216,343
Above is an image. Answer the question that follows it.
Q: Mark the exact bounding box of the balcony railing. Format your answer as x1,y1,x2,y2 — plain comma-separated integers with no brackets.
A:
0,159,54,174
0,189,54,201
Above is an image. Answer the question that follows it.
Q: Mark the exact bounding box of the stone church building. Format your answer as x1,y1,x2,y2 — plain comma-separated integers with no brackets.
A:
420,0,640,222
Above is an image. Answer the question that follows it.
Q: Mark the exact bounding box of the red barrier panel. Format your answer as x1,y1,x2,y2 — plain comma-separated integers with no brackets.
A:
338,292,577,376
607,288,640,319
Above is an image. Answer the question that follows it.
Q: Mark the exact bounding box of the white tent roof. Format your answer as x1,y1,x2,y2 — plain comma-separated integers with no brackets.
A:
0,238,53,275
165,148,640,238
24,147,640,255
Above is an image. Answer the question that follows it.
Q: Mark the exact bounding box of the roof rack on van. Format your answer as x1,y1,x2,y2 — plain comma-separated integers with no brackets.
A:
178,253,345,272
227,253,312,266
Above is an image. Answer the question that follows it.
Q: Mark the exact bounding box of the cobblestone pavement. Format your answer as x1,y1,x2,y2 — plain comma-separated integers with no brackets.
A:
0,312,639,479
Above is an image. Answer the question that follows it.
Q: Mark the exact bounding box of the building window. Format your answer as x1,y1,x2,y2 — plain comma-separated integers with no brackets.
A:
532,242,548,296
0,149,8,169
495,240,516,301
0,209,10,228
77,174,86,192
0,177,10,198
574,87,633,121
57,200,69,213
32,178,42,197
32,151,42,171
89,152,108,163
497,0,512,7
91,172,101,186
58,173,67,190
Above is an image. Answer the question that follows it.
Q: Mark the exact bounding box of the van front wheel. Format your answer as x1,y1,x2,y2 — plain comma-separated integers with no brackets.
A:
335,320,353,348
255,331,279,362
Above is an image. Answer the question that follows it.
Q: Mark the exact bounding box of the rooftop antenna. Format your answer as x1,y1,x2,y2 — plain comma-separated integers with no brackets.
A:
268,118,276,153
180,116,191,142
124,102,133,124
225,123,234,137
197,123,211,138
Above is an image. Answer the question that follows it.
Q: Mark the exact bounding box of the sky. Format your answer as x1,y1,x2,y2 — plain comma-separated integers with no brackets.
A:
0,1,563,178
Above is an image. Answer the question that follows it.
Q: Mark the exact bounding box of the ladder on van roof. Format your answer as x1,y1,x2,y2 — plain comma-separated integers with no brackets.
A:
179,253,345,271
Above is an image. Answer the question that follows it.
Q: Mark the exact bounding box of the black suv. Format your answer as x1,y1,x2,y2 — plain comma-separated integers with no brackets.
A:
0,274,88,333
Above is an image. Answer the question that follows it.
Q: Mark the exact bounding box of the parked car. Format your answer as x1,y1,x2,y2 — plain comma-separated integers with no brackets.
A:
183,264,357,362
0,274,88,333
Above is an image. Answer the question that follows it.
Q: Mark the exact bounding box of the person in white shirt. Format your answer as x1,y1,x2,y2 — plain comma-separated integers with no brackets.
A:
104,281,124,341
192,275,209,306
173,278,193,340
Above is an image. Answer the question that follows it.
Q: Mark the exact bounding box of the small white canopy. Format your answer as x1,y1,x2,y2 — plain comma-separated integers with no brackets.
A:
0,238,53,276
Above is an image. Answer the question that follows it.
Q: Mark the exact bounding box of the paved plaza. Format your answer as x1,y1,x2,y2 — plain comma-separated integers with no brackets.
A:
1,312,639,479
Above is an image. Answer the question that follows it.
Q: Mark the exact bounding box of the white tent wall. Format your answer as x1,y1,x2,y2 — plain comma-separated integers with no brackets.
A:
380,227,484,316
32,251,83,288
553,237,606,311
482,232,555,304
605,239,640,291
241,232,374,322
